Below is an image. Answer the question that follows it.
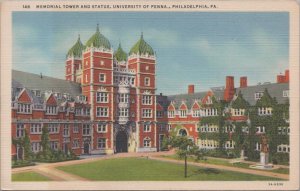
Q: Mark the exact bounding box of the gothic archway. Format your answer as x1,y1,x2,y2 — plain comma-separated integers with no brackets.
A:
179,129,188,136
116,130,128,153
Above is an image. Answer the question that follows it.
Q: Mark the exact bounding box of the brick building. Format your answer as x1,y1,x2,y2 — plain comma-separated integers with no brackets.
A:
11,26,290,160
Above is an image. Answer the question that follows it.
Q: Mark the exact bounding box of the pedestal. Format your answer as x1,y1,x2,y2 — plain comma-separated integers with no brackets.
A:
260,152,269,165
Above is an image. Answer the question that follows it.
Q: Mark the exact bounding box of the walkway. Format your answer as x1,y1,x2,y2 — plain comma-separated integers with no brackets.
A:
12,151,288,181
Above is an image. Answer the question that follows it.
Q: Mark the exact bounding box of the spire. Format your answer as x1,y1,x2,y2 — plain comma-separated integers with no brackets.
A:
96,23,100,32
114,41,127,62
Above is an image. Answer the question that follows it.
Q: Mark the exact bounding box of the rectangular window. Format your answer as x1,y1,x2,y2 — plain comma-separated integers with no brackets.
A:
31,142,42,153
179,110,187,118
48,124,59,134
131,78,135,86
143,138,151,147
258,107,272,116
167,124,172,132
96,92,108,103
30,123,42,134
75,108,82,116
63,124,69,136
97,124,107,132
143,124,151,132
83,124,91,135
98,138,106,149
168,111,174,118
254,92,264,100
50,141,58,150
73,124,79,133
156,111,163,118
99,73,106,82
46,106,57,115
142,95,152,105
119,94,129,103
16,124,25,138
119,108,129,117
72,139,80,148
96,107,109,117
159,124,164,132
192,110,200,117
17,103,31,113
283,90,289,97
142,109,152,118
144,77,150,86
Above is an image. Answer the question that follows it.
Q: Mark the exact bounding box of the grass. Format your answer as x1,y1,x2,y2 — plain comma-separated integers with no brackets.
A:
12,171,51,181
162,155,289,174
57,157,282,181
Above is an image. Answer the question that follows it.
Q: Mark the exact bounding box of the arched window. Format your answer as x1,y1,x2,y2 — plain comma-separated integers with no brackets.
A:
178,129,187,136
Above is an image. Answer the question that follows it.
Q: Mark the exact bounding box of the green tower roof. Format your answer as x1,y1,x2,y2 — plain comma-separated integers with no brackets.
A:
85,25,111,49
114,43,128,62
129,33,154,56
67,35,85,58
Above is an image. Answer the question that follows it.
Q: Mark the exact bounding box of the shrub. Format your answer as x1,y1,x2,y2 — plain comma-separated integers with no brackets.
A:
272,153,289,165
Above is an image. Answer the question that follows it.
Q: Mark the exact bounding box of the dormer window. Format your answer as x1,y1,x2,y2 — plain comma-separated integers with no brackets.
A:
46,106,57,115
254,92,264,100
192,109,200,117
206,97,212,104
283,90,289,97
32,90,41,97
55,92,62,99
179,109,187,118
168,110,175,118
17,103,32,114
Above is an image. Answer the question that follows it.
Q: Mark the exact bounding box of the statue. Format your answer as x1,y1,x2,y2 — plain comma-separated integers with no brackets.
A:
260,135,269,153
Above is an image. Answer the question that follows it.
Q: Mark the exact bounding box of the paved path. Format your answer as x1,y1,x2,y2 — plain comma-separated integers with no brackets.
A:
12,151,288,181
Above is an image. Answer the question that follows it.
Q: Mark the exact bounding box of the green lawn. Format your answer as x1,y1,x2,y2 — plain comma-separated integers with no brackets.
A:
12,171,51,181
162,155,289,174
57,157,282,181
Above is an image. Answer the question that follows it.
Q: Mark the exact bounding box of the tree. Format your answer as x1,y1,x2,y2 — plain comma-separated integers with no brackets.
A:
167,126,204,178
41,125,52,160
23,130,33,161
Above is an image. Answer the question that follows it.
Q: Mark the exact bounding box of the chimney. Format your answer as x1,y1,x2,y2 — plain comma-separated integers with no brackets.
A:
188,85,194,94
224,76,235,101
240,76,247,88
277,74,285,83
284,70,289,83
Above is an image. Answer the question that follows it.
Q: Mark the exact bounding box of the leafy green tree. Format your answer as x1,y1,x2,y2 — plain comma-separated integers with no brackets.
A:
41,125,52,160
167,126,204,178
23,130,33,161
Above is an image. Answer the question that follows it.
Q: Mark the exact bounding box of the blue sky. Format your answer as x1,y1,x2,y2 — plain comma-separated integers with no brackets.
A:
13,12,289,95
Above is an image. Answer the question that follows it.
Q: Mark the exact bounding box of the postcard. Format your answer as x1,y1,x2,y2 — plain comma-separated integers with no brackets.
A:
0,0,299,190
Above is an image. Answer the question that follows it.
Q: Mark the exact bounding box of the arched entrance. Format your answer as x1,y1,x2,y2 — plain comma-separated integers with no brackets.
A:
179,129,187,136
83,142,90,154
116,130,128,153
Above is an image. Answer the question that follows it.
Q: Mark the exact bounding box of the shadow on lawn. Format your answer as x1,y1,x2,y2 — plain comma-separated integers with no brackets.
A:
188,168,220,177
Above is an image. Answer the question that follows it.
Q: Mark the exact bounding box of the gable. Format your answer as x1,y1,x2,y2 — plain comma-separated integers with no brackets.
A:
192,102,200,110
202,91,214,104
17,89,32,103
46,94,57,105
156,103,163,111
179,103,187,110
168,104,175,111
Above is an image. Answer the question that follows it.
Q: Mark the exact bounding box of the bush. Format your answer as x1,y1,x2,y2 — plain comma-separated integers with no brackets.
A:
12,160,35,168
272,153,289,165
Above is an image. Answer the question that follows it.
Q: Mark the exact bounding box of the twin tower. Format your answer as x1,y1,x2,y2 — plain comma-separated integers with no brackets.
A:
65,25,158,153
